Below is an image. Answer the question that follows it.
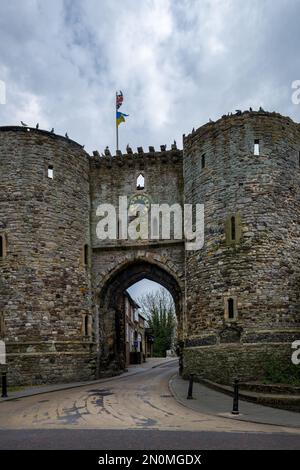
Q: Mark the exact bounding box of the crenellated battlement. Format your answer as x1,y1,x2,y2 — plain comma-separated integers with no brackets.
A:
184,109,300,147
91,143,182,168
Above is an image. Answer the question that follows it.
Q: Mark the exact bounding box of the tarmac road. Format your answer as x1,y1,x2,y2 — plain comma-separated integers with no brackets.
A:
0,361,299,449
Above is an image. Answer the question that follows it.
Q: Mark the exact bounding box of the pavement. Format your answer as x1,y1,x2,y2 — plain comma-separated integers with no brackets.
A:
169,373,300,429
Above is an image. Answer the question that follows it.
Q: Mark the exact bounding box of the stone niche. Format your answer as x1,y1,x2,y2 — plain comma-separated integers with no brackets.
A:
219,326,242,344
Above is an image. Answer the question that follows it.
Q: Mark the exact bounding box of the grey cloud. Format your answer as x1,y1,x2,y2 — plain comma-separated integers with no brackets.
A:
0,0,299,154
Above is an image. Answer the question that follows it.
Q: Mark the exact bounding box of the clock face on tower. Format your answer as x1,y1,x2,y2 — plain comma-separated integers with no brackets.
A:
128,193,151,216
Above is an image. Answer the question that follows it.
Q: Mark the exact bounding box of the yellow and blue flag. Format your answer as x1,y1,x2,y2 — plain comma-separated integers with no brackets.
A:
116,111,129,127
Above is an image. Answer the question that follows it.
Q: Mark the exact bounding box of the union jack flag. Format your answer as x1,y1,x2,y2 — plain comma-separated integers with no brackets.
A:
116,91,123,109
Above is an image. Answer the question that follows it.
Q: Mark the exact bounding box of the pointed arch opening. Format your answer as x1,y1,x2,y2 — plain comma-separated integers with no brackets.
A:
136,173,145,190
97,259,183,375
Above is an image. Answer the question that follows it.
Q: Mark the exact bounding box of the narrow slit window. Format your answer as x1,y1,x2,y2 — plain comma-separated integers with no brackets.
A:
136,174,144,190
0,235,3,258
228,298,235,319
84,244,88,266
0,313,4,336
48,165,54,179
201,154,206,169
254,139,260,155
230,216,236,241
298,151,300,167
83,315,89,337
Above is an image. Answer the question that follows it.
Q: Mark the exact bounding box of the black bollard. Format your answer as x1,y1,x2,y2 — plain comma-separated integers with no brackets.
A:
187,373,194,399
231,378,239,415
179,357,183,376
1,372,8,398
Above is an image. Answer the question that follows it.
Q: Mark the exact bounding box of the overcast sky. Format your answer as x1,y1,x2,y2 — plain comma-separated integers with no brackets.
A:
1,0,299,298
127,279,164,302
0,0,299,156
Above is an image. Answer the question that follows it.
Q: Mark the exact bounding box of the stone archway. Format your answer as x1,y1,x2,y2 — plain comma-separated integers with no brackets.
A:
96,258,184,376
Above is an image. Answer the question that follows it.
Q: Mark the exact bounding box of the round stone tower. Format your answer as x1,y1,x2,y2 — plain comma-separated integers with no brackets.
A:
0,126,94,384
183,111,300,384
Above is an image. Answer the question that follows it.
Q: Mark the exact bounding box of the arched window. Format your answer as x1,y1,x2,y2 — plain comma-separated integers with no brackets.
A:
201,153,206,169
136,174,145,190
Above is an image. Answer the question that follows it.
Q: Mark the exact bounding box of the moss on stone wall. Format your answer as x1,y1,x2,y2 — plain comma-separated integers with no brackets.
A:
183,343,296,385
263,356,300,386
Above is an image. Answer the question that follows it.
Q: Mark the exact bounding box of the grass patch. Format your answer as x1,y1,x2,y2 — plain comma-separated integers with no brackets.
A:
7,385,26,392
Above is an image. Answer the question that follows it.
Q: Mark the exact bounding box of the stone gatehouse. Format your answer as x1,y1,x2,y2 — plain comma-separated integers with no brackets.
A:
0,109,299,385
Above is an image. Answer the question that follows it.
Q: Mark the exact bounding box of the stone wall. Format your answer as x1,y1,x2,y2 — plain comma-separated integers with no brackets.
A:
0,127,94,385
183,111,300,383
89,147,185,375
183,343,294,384
90,146,184,249
1,110,299,386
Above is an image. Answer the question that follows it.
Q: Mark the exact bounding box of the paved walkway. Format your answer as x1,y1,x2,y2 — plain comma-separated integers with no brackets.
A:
169,373,300,429
0,357,177,402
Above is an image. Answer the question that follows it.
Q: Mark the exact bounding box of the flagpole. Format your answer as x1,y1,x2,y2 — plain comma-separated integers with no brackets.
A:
116,91,119,152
